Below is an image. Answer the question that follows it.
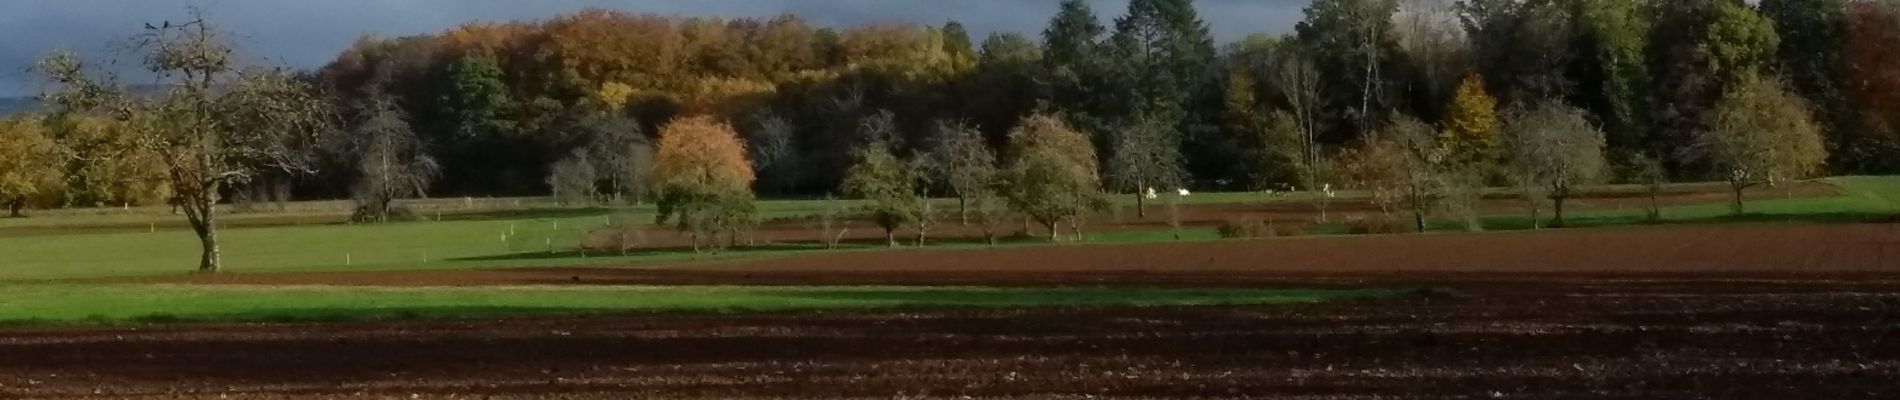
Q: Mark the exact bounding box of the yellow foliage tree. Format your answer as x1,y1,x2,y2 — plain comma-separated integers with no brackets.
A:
0,116,65,217
1441,74,1502,165
649,116,756,251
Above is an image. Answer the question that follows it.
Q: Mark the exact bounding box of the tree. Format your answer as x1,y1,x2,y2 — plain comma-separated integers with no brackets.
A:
1503,101,1608,227
1339,115,1441,231
1395,0,1470,121
842,140,919,247
1762,0,1851,170
348,96,439,223
547,149,598,205
1697,74,1827,214
1576,0,1650,152
1000,114,1104,241
1441,74,1501,165
47,115,172,208
1267,42,1328,190
650,116,757,251
39,13,334,272
1297,0,1401,136
1107,116,1185,217
1458,0,1576,103
0,116,64,217
1649,0,1780,167
583,115,651,204
1845,1,1900,169
1041,0,1112,132
745,110,799,194
924,120,998,224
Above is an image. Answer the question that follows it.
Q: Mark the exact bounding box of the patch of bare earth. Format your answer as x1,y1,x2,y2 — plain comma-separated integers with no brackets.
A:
3,277,1898,399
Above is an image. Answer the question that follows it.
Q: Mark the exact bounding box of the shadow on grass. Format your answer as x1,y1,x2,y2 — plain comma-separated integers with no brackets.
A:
1455,211,1897,232
757,287,1420,308
448,243,827,262
432,207,622,222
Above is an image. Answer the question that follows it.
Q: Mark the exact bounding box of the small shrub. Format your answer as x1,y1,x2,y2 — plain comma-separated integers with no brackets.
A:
1270,222,1307,237
1345,215,1403,235
349,206,419,223
1217,217,1272,239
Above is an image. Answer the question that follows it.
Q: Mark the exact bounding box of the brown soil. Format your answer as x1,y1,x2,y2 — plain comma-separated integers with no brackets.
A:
127,222,1900,287
28,221,1900,398
6,276,1898,399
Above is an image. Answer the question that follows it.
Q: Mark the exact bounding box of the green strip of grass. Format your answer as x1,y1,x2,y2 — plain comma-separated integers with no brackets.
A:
0,284,1415,326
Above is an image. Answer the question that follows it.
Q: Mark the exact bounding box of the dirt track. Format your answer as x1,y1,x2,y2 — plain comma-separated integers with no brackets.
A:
22,221,1900,399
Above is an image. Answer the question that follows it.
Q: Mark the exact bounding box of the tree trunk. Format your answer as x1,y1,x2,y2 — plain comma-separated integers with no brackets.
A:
1134,191,1147,218
187,194,221,273
6,198,22,218
1047,220,1060,242
1529,199,1541,230
1731,180,1747,215
886,229,897,247
958,196,968,226
1413,206,1426,233
1553,195,1566,228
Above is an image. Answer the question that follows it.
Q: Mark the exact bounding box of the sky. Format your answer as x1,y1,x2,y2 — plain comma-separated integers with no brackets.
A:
0,0,1310,97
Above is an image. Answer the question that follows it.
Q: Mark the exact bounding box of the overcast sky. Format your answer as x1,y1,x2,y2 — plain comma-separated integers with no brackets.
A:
0,0,1309,96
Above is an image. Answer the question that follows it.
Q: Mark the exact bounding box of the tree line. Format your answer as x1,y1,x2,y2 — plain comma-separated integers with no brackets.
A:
0,0,1891,270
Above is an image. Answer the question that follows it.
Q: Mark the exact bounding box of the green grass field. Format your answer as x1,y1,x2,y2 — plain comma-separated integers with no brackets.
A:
0,284,1409,325
1,177,1896,281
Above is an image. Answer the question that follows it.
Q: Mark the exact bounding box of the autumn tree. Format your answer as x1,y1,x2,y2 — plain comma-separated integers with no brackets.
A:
1441,74,1501,165
0,116,64,217
1503,101,1608,227
39,13,334,272
1339,115,1441,231
1001,114,1105,241
46,115,171,207
842,140,919,247
348,95,439,223
650,116,757,251
1697,74,1827,214
1846,1,1900,168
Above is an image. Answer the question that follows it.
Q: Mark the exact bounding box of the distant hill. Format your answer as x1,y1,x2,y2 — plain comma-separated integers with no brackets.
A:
0,96,38,116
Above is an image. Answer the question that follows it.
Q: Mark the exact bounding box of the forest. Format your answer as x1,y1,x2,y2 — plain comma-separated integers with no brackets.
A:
4,0,1899,217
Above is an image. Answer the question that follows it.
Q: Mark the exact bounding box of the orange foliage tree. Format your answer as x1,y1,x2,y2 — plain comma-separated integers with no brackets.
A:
649,116,757,251
1847,2,1900,144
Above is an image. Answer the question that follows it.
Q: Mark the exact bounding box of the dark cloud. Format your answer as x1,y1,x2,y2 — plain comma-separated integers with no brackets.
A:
0,0,1309,96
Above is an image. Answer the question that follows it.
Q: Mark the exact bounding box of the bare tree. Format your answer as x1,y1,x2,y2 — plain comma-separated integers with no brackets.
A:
1696,74,1828,215
1269,45,1327,191
746,110,800,194
547,149,598,206
580,115,650,204
1107,116,1184,218
348,95,439,223
924,119,997,224
1504,101,1607,227
38,12,333,272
